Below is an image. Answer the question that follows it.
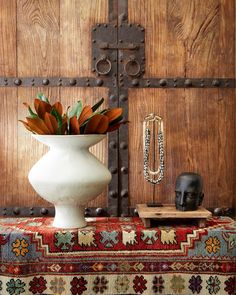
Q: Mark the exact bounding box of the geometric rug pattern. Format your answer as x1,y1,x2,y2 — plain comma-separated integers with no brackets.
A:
0,216,235,294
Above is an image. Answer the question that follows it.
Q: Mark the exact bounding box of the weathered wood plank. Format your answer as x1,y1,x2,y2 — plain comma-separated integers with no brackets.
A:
128,0,167,77
17,0,60,76
129,0,234,78
128,89,157,207
168,0,221,77
129,89,235,209
219,0,235,77
0,89,18,206
0,0,16,76
0,1,17,206
60,0,108,77
137,204,212,219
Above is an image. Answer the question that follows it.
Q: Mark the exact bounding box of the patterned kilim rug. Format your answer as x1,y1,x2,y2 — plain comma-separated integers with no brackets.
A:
0,216,235,295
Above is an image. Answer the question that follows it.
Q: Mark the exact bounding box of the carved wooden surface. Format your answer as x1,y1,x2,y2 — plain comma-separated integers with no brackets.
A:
129,0,235,77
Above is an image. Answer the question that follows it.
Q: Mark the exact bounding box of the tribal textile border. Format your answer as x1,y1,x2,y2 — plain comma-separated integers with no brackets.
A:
0,216,235,294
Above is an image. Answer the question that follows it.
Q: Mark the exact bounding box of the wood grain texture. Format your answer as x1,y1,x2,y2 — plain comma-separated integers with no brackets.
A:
60,0,108,76
60,87,108,208
128,89,156,206
0,89,18,206
17,0,60,76
0,1,17,206
128,89,235,208
0,0,16,76
128,0,235,77
0,0,109,208
137,204,212,219
128,0,167,77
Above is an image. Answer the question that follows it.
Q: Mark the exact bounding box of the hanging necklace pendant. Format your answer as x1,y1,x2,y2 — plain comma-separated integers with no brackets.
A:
143,114,165,184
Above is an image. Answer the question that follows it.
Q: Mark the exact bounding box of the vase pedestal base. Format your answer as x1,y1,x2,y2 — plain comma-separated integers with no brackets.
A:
53,205,87,229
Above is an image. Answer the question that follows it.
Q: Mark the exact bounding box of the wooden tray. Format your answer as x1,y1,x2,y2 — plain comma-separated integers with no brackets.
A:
136,204,212,228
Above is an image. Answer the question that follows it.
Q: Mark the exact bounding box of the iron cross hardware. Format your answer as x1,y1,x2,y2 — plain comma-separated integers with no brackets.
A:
0,0,235,218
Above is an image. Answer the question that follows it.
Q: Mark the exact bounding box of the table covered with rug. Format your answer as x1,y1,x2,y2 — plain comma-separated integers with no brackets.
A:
0,216,235,295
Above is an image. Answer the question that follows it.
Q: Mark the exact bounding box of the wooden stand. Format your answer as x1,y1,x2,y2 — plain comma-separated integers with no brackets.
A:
136,204,212,228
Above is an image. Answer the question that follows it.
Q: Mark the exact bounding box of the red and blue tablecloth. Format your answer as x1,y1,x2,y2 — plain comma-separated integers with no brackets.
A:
0,216,235,294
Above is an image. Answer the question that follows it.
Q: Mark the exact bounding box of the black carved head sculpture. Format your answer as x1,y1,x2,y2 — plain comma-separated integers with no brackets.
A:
175,172,204,211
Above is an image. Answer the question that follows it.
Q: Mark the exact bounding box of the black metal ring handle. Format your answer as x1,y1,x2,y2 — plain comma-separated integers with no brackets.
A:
124,58,141,77
95,55,112,75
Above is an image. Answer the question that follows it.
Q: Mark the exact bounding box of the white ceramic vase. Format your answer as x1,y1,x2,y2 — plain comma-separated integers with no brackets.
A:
28,134,111,228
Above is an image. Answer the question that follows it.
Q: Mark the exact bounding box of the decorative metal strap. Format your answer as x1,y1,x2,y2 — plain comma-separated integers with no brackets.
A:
143,114,164,184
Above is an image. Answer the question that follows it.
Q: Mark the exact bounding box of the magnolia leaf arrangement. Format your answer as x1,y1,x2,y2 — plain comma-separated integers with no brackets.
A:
20,93,127,135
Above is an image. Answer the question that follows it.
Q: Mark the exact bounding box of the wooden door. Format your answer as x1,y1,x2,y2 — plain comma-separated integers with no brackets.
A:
0,0,110,216
127,0,235,216
0,0,235,217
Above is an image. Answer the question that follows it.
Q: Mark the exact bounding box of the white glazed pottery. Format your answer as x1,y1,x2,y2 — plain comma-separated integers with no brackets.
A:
28,134,111,228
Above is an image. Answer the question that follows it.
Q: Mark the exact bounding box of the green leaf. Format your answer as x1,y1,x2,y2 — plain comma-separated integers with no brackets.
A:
37,93,50,103
51,108,63,134
68,101,83,119
92,97,104,112
28,106,39,119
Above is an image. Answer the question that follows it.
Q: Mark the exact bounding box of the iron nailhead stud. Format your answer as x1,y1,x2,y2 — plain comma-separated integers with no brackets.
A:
42,79,49,85
133,208,138,216
132,79,139,86
121,166,128,174
96,79,103,86
96,207,103,216
109,191,118,199
13,207,20,215
121,189,128,198
109,141,117,149
120,94,127,102
14,79,22,86
109,167,117,174
109,94,116,102
120,142,128,149
184,79,192,87
69,79,76,86
214,208,222,216
212,80,220,87
159,79,167,87
41,208,48,215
